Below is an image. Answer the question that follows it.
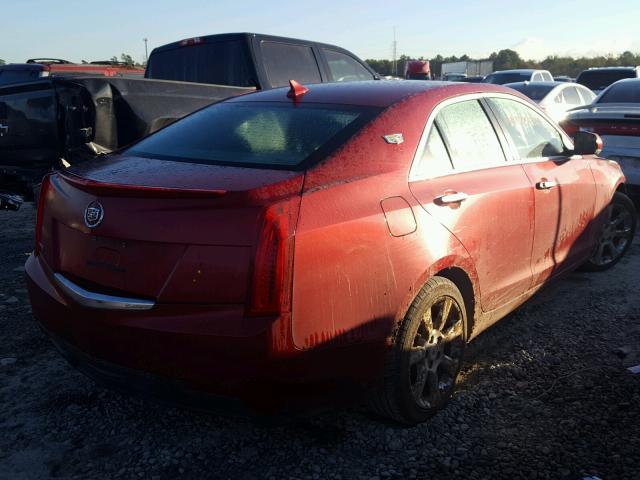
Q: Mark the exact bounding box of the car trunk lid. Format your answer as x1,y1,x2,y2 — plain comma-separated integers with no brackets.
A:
40,155,303,306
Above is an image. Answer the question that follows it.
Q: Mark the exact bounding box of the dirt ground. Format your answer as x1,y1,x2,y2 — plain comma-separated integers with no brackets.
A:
1,203,639,480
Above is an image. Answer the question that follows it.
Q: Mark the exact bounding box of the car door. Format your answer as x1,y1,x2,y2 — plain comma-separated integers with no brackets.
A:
486,96,597,286
409,97,534,311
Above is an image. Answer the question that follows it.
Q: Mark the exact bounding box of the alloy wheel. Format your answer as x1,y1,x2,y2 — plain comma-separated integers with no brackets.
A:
590,203,634,267
408,296,465,409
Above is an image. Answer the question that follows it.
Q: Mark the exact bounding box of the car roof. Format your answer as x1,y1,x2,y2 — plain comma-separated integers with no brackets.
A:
150,32,363,57
0,63,45,71
226,80,520,108
608,78,640,86
584,66,639,71
505,81,565,88
492,69,549,74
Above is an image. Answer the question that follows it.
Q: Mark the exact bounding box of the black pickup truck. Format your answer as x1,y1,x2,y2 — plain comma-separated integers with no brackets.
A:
0,33,378,199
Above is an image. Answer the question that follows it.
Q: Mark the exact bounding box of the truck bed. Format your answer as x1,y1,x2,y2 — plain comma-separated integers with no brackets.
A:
0,77,254,197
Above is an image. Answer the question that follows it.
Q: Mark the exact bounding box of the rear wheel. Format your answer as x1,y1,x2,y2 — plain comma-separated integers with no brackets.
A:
370,277,467,425
583,192,637,271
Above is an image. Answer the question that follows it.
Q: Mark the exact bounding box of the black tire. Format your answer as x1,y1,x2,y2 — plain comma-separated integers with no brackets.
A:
369,276,467,425
582,192,637,272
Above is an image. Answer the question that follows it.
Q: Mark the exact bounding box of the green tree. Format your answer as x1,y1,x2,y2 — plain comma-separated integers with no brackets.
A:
0,59,5,65
120,53,134,66
489,49,525,70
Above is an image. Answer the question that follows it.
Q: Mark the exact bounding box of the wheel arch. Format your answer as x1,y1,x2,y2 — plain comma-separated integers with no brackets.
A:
397,255,481,342
433,266,477,339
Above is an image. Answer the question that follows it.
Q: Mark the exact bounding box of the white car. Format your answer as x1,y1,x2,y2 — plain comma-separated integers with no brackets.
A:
483,69,553,84
562,78,640,195
504,81,596,122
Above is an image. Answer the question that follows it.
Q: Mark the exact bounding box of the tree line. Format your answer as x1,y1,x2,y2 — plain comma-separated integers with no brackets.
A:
366,49,640,78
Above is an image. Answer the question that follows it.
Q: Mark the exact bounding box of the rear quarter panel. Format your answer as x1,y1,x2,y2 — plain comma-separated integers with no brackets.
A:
590,155,626,216
291,92,479,351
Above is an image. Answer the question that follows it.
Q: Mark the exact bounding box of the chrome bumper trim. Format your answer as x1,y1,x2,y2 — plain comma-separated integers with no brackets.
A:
53,273,155,311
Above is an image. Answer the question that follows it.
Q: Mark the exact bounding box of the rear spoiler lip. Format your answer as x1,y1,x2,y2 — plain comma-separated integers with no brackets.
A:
58,171,228,198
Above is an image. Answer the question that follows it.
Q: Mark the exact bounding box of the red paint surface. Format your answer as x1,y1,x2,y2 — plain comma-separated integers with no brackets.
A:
26,81,625,398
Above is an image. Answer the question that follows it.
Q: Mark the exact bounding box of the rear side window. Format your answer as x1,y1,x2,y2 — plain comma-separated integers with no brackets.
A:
127,102,378,169
541,72,553,82
488,98,564,159
578,87,596,104
412,126,453,178
435,100,506,170
145,40,256,87
323,49,374,82
562,87,582,105
597,81,640,103
261,42,322,88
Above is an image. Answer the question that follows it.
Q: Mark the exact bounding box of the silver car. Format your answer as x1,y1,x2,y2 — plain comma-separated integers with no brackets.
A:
504,81,596,122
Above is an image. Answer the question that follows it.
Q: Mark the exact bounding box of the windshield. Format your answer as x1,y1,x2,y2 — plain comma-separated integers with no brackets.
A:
145,40,256,87
577,70,636,91
127,102,379,170
505,83,555,101
484,72,531,84
597,81,640,104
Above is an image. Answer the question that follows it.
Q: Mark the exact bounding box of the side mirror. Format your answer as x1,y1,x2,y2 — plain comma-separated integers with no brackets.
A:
573,131,603,156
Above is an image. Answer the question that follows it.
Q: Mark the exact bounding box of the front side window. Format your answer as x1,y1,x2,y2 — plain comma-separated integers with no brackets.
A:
435,100,506,170
323,49,374,82
488,98,565,159
261,42,322,88
127,102,378,169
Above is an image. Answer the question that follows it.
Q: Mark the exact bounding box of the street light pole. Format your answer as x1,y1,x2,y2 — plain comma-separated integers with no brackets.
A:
143,38,148,64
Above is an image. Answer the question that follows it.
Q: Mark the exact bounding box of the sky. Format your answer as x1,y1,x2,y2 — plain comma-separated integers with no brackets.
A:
1,0,639,64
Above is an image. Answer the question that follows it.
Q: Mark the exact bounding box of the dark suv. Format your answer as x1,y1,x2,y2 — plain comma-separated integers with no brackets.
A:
576,66,640,94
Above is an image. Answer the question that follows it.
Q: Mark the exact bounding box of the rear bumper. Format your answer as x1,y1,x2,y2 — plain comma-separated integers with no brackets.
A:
25,254,385,401
26,253,277,394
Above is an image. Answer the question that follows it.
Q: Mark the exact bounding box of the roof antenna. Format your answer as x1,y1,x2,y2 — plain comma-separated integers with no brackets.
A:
287,79,309,100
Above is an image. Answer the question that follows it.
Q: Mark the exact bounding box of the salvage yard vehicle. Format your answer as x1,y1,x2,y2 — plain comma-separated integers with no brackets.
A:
576,66,640,94
483,69,553,84
26,80,637,424
504,81,596,122
0,33,377,199
561,78,640,197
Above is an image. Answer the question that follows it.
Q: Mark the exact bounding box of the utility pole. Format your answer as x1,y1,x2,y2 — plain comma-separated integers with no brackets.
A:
392,27,397,77
143,38,148,64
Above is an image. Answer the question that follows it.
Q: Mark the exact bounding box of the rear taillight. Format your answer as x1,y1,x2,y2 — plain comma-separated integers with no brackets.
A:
34,173,53,256
247,202,298,316
179,37,204,47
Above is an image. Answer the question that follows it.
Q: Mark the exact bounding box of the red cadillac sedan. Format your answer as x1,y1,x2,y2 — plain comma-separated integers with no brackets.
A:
26,80,637,424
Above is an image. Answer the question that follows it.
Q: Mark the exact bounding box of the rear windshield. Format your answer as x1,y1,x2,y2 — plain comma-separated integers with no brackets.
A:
577,70,636,91
597,81,640,104
145,40,256,87
506,83,555,100
127,102,379,170
483,72,531,84
0,68,42,86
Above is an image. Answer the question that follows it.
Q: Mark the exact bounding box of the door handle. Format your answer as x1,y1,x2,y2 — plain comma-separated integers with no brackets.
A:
437,192,469,204
536,180,557,190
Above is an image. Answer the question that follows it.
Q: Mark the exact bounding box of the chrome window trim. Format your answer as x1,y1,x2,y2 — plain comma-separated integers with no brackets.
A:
409,92,576,182
53,273,155,310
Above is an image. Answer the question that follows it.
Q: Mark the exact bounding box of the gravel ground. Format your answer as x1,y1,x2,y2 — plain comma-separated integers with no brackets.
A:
1,203,639,480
